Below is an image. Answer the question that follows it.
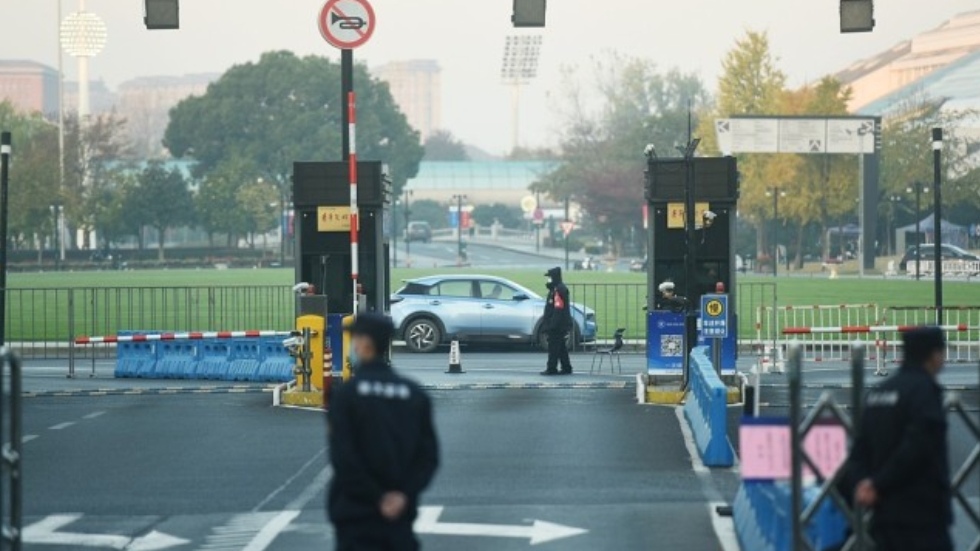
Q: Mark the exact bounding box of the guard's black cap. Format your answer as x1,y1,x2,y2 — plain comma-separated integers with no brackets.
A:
545,266,562,279
350,312,396,351
902,326,946,365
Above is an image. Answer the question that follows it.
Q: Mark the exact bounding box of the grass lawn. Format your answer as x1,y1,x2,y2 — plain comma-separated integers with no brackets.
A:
5,268,979,343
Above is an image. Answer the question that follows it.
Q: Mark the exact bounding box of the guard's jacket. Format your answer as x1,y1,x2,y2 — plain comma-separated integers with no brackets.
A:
849,363,950,530
541,267,572,334
328,359,439,525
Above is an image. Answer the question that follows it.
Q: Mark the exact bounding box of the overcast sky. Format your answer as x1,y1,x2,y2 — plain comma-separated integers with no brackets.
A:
2,0,977,155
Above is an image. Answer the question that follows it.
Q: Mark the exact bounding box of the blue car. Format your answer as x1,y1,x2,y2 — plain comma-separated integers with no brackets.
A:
391,275,598,353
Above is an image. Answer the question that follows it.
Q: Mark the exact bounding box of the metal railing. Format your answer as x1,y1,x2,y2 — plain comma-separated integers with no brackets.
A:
0,348,22,551
567,283,646,351
949,392,980,551
4,286,295,360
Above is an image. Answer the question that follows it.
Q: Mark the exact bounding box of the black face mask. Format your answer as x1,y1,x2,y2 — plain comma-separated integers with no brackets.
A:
546,281,555,291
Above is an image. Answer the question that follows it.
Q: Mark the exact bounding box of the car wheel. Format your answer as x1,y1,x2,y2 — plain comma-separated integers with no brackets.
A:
404,318,442,353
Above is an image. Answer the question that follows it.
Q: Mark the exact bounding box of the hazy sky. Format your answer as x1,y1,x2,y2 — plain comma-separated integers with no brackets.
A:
2,0,977,154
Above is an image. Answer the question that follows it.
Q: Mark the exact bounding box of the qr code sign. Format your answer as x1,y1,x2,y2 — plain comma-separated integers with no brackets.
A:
661,335,683,357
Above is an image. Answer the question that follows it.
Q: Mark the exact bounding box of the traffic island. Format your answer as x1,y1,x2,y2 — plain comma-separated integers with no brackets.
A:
637,373,741,406
274,381,325,409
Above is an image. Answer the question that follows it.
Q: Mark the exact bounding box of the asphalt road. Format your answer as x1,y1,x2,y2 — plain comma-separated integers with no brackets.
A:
21,388,738,551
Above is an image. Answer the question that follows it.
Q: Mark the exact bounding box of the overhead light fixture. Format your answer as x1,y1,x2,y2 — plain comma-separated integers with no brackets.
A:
512,0,546,28
840,0,874,33
145,0,179,30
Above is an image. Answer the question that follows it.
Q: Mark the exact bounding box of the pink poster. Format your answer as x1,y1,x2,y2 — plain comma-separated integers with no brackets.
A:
740,423,847,481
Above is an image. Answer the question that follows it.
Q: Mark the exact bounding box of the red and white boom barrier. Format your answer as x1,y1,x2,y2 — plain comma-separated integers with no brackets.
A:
74,330,293,345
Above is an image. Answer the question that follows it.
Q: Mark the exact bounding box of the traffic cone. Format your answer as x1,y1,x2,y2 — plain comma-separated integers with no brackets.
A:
446,338,464,374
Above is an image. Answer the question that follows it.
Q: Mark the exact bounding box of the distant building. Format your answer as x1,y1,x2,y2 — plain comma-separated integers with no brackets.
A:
116,73,219,157
63,79,117,116
836,10,980,111
374,60,442,140
0,60,59,117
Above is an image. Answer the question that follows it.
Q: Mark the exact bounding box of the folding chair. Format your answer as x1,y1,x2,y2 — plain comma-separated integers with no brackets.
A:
590,328,625,374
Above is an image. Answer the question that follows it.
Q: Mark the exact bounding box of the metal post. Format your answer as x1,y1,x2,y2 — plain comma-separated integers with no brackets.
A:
279,186,287,267
564,196,571,271
932,128,943,324
788,343,804,551
0,132,11,348
341,49,353,160
773,189,779,279
712,337,721,376
453,194,466,264
850,343,867,551
682,140,700,389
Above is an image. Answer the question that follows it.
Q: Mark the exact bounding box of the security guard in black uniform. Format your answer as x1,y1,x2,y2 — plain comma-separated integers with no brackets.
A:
328,313,440,551
540,267,573,376
654,281,687,313
849,326,951,551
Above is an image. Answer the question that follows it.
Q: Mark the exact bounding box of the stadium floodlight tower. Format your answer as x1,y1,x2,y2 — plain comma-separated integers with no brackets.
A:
60,0,107,120
501,35,542,153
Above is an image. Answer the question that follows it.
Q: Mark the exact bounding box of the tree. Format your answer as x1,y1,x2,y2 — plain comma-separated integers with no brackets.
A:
471,203,523,228
700,30,792,262
130,162,195,260
407,199,448,230
237,178,278,248
196,157,256,248
0,102,61,259
534,55,709,253
165,51,423,196
424,130,469,161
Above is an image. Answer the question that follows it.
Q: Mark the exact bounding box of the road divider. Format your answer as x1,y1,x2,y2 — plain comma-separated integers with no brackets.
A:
682,346,735,467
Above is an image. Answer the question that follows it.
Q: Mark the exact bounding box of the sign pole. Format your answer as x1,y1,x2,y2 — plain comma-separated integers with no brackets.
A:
319,0,376,314
0,132,10,347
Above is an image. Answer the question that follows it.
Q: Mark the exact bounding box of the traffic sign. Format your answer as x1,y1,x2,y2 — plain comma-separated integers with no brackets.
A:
532,207,545,226
318,0,376,50
561,220,575,237
700,293,729,338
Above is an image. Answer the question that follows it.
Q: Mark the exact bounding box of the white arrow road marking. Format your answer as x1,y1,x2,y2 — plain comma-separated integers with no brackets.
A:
23,514,190,550
414,506,588,546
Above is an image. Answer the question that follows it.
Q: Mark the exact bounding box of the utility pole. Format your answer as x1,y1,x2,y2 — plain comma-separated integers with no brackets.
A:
453,194,467,266
932,128,943,324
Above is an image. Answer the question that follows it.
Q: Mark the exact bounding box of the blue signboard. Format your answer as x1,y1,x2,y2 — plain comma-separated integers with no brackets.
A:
700,294,729,339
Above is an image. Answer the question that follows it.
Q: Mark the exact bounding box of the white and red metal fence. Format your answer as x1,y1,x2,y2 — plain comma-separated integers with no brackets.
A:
74,330,292,345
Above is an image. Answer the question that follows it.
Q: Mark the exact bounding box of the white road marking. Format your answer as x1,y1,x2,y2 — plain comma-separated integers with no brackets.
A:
674,407,741,551
23,514,189,550
83,411,107,420
22,434,38,444
414,506,587,545
48,422,75,430
197,452,331,551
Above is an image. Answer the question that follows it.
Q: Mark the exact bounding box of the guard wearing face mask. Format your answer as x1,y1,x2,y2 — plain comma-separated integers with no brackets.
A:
328,313,440,551
540,266,573,376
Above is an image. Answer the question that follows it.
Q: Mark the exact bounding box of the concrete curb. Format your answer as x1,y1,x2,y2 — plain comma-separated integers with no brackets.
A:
23,385,275,398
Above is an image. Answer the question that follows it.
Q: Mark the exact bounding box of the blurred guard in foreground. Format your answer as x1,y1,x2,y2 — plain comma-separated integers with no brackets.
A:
328,313,440,551
849,326,951,551
540,267,573,376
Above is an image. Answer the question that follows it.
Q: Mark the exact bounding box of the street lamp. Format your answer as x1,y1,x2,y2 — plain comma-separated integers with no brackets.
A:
886,194,903,256
452,194,468,266
60,1,107,120
49,204,64,270
905,182,929,281
932,128,944,323
392,199,400,268
765,187,786,278
500,35,542,153
403,189,413,267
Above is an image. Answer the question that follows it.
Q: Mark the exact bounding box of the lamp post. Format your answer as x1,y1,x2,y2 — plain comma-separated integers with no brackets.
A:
49,204,64,270
60,1,107,120
403,189,413,266
905,182,928,281
500,35,542,153
453,194,467,266
887,194,903,256
766,187,786,278
679,138,700,389
932,128,943,324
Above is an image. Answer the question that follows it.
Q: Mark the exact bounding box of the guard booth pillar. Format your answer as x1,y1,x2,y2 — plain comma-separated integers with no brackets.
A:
295,294,328,391
645,156,740,376
292,161,391,317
